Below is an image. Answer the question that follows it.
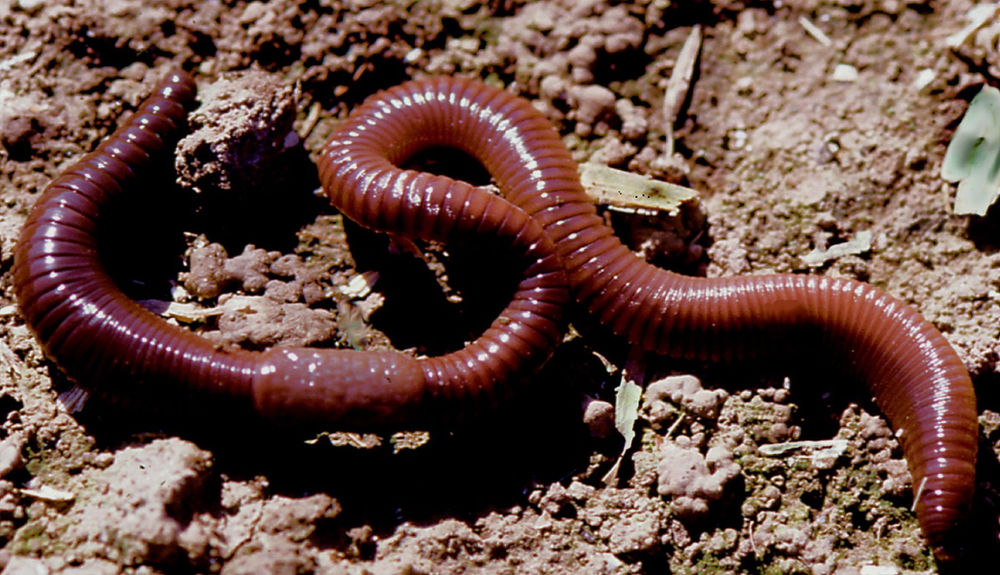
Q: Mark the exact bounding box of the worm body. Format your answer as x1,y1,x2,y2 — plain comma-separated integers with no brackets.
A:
317,77,977,561
12,70,568,427
11,71,261,403
13,70,978,561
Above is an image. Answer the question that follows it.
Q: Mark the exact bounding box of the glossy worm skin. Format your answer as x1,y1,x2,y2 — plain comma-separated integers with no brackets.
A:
12,69,568,428
317,77,977,561
12,68,978,561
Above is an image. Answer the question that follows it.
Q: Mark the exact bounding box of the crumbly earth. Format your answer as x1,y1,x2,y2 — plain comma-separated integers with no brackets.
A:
0,0,998,574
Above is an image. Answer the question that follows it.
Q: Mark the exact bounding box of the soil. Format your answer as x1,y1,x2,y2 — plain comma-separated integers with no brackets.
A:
0,0,998,573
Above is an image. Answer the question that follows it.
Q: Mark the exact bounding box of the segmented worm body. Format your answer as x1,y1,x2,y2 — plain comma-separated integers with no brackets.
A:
13,70,977,561
318,77,977,561
12,70,568,427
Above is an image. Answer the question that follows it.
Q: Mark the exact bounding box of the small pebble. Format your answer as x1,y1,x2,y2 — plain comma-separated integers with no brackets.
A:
582,398,615,438
832,64,858,82
912,68,935,91
570,84,616,125
17,0,45,13
0,435,23,479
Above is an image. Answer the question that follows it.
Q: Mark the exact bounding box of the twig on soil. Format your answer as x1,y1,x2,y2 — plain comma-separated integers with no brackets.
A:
798,16,832,47
911,476,928,513
298,101,322,141
664,412,685,440
662,25,702,162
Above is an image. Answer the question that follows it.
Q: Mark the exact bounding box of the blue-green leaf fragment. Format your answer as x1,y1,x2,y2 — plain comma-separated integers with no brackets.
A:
942,85,1000,216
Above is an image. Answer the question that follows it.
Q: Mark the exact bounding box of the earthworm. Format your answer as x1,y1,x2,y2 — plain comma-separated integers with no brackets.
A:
12,69,569,428
317,77,977,561
13,68,978,560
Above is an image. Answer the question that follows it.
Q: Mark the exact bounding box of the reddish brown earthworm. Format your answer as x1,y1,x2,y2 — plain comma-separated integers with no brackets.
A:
13,68,978,561
317,76,977,561
12,69,568,427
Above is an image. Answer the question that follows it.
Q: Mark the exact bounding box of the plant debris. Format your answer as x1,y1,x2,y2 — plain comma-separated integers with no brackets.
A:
942,84,1000,216
579,162,698,216
800,230,873,267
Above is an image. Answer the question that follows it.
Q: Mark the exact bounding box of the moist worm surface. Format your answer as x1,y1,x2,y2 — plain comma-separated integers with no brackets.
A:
321,77,977,562
13,71,977,562
12,69,568,427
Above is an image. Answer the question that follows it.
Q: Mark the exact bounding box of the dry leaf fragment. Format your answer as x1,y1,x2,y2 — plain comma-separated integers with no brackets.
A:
800,230,872,267
139,300,225,323
21,484,75,504
579,162,698,216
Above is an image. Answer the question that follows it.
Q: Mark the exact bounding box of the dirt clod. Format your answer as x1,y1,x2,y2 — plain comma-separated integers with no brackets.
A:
63,439,212,567
176,70,299,197
656,439,741,521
